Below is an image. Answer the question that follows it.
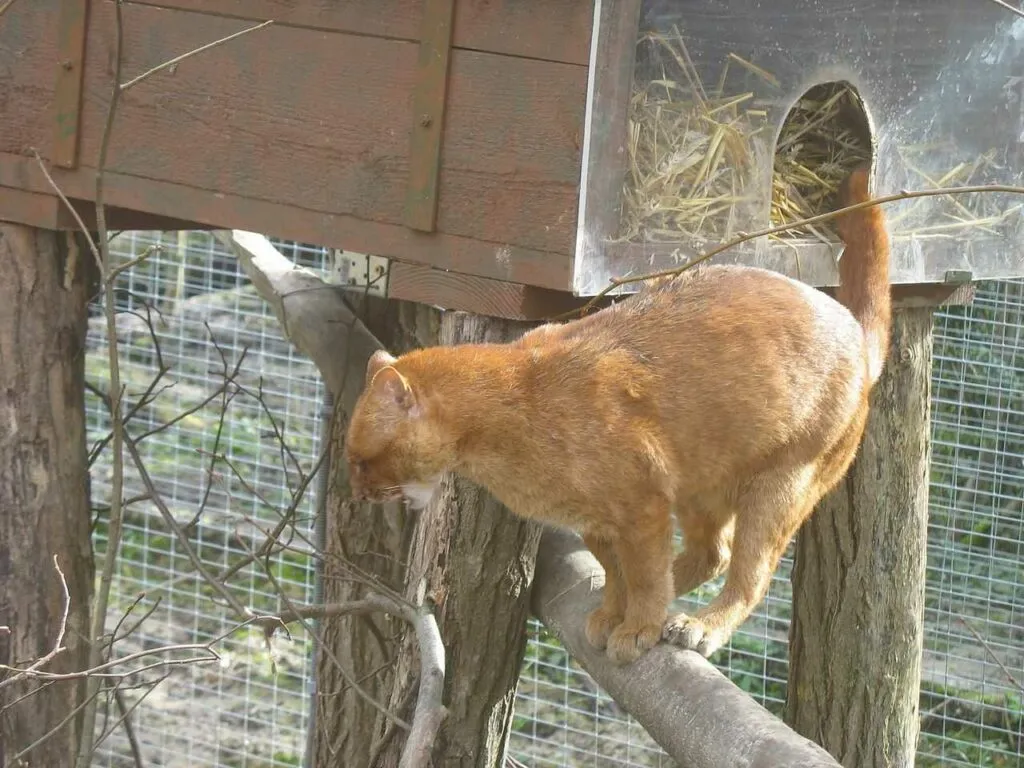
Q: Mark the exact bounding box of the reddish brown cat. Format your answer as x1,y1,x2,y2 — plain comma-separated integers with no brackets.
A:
345,164,891,664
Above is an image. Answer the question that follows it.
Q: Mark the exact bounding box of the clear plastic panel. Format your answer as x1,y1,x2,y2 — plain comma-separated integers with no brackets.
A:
574,0,1024,296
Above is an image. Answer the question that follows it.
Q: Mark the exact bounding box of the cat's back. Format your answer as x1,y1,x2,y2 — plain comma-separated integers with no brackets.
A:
552,264,861,353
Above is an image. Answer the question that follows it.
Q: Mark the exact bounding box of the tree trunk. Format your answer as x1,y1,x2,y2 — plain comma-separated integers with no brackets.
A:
312,304,541,768
312,299,440,767
786,308,933,767
376,311,542,768
0,225,95,767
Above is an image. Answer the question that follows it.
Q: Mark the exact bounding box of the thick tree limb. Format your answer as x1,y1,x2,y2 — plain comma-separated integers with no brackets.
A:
213,229,382,400
531,528,841,768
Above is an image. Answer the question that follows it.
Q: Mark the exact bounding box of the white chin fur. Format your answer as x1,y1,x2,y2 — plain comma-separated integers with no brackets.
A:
402,478,441,510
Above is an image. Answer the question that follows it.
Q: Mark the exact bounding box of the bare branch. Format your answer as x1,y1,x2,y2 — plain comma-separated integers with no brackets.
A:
236,538,414,732
120,20,274,91
30,149,103,275
532,528,841,768
0,555,71,692
986,0,1024,20
121,430,250,617
215,229,384,398
102,677,164,765
0,0,20,18
2,644,219,682
958,616,1023,693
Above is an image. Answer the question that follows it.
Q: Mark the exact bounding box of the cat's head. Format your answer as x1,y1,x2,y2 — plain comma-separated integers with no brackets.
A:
343,349,450,509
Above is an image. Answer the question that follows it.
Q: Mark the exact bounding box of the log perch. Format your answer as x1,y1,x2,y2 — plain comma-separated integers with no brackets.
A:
532,528,841,768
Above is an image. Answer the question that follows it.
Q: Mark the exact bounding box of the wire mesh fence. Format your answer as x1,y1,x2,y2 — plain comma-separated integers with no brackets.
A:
87,230,1023,767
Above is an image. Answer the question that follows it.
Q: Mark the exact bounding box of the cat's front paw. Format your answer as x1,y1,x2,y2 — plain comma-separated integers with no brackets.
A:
605,621,662,665
662,612,727,657
584,607,621,651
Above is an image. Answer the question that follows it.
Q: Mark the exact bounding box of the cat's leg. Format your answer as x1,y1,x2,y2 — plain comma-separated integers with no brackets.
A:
605,497,674,664
672,500,734,596
583,533,626,650
664,469,814,657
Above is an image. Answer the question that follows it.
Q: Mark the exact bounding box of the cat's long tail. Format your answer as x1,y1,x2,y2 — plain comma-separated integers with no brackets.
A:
835,164,892,385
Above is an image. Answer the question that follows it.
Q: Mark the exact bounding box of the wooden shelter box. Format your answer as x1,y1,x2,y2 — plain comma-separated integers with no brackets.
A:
2,0,1023,318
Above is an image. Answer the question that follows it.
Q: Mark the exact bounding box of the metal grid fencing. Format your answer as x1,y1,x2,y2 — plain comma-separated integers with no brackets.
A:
87,230,1023,767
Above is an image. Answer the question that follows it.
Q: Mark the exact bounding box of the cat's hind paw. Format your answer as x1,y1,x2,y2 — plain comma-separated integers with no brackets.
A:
662,612,727,658
584,607,621,651
605,621,661,665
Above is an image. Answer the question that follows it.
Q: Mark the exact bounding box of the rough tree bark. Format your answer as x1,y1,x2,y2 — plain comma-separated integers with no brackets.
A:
312,298,440,767
787,308,933,767
371,311,542,768
0,225,96,766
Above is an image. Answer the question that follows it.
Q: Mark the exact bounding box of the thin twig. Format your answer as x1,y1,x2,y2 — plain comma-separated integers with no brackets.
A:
561,183,1024,319
108,683,150,767
0,0,20,17
108,244,163,282
120,19,274,91
10,683,107,765
121,431,250,616
237,538,414,732
76,1,128,760
29,149,102,275
986,0,1024,20
958,616,1023,692
1,644,218,682
0,555,71,692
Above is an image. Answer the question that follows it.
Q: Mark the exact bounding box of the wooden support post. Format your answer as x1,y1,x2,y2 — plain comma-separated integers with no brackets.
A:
0,225,95,765
786,307,934,766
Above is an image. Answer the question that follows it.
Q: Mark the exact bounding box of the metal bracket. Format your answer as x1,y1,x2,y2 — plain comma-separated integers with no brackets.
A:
943,269,973,285
330,249,390,297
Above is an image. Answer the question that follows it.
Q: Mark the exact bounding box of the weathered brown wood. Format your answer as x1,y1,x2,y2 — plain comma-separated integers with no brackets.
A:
0,225,95,767
388,261,595,319
0,152,572,290
786,308,933,766
71,2,584,255
370,311,542,767
404,0,455,233
57,199,212,232
2,0,585,286
53,0,90,168
125,0,594,66
0,0,60,158
0,186,62,229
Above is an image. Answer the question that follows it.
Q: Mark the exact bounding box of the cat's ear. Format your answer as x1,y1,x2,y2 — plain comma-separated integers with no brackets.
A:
366,349,397,386
370,366,416,412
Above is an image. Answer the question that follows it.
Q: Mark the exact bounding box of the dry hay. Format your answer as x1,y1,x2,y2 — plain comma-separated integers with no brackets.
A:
619,27,873,245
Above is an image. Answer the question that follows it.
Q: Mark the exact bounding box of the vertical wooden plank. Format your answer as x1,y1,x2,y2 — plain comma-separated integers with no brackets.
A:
52,0,90,168
404,0,456,232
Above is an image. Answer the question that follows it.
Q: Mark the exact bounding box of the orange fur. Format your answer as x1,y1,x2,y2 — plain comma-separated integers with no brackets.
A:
345,164,891,664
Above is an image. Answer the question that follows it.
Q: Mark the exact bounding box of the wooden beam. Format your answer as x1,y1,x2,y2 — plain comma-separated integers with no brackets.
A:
387,261,597,320
53,0,90,168
404,0,456,232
